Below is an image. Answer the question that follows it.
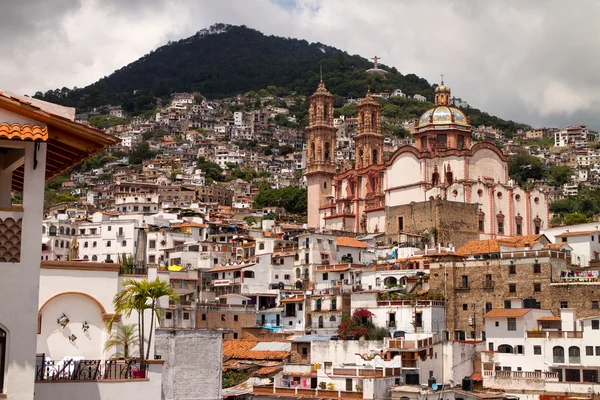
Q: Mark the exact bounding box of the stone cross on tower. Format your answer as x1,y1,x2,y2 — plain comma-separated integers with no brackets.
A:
371,56,380,70
440,73,444,83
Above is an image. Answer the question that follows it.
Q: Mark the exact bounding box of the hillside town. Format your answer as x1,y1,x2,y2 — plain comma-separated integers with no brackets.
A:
3,71,600,400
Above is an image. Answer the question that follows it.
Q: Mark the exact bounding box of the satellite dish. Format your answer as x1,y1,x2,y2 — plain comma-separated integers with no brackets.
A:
432,383,438,391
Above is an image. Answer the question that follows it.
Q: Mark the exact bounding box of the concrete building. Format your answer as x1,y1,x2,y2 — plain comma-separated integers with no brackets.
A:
155,329,224,400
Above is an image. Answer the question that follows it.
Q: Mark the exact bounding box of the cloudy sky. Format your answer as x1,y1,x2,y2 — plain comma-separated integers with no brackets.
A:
2,0,598,128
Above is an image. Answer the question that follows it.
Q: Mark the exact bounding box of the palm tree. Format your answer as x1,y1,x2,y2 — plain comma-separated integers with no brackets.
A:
104,323,141,358
145,279,179,360
108,278,178,370
109,279,152,370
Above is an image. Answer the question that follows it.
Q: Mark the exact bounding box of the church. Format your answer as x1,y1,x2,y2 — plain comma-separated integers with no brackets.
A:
305,80,549,239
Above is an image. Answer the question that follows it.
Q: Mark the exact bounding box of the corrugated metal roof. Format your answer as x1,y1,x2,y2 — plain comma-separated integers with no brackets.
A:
252,342,291,352
292,335,331,343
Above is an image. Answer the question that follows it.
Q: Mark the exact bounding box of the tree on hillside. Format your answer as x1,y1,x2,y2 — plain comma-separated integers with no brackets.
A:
508,151,545,185
253,186,307,213
129,142,157,165
196,156,223,183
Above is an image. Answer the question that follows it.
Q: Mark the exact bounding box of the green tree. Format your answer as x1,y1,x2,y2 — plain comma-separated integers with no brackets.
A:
104,323,141,359
222,371,249,388
144,279,179,360
253,186,307,213
129,142,157,165
508,152,545,185
546,166,574,187
196,156,224,183
51,193,77,204
564,213,588,225
109,278,178,371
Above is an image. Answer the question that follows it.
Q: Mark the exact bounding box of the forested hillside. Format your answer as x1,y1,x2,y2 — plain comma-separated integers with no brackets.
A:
34,23,529,133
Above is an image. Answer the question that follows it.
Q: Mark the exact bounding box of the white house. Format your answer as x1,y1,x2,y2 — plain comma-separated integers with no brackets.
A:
482,307,600,394
0,93,117,398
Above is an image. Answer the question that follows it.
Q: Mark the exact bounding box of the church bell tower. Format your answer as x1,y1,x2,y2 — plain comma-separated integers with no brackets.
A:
354,90,384,169
305,81,336,228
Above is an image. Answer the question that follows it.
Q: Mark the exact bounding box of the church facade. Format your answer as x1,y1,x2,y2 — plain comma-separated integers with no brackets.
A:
305,81,549,239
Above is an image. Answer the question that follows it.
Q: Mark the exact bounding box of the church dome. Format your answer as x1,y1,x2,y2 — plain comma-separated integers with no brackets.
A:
417,106,468,128
435,82,450,93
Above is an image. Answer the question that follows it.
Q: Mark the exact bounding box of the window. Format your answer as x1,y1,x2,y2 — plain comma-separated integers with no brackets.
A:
592,320,599,330
234,315,238,322
259,243,265,250
534,345,542,355
92,255,98,261
301,347,308,356
183,312,190,320
322,273,328,281
329,315,336,322
298,303,303,311
533,263,541,273
560,301,569,309
533,283,541,292
485,302,493,313
108,226,112,231
553,346,565,363
586,346,594,356
569,346,580,363
166,311,172,320
507,318,517,331
495,321,499,327
93,241,97,248
84,242,89,248
284,274,290,280
107,241,111,247
596,346,600,356
593,301,599,309
398,216,404,231
330,297,337,311
509,264,516,274
149,255,156,263
516,345,524,354
509,283,516,293
463,304,468,311
243,271,255,278
122,240,127,247
201,314,206,321
315,299,322,311
460,275,469,288
221,315,226,321
149,240,156,249
583,370,598,383
504,300,512,309
274,275,279,279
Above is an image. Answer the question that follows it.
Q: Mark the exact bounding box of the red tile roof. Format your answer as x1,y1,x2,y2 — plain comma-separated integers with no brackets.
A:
0,123,48,141
336,237,370,248
456,235,545,256
223,340,290,361
484,308,532,318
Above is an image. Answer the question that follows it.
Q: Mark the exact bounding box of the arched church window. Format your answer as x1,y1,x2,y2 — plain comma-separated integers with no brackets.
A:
496,211,505,235
432,171,440,186
421,136,427,150
445,168,453,184
359,149,364,166
372,149,379,164
312,104,317,123
437,134,447,148
310,143,315,161
361,112,365,128
515,214,523,236
324,181,327,189
371,112,376,129
478,211,485,232
324,105,329,121
457,135,464,150
324,142,330,161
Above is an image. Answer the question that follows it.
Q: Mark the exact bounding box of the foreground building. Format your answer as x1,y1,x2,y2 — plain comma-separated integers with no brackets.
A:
306,80,549,238
0,93,117,398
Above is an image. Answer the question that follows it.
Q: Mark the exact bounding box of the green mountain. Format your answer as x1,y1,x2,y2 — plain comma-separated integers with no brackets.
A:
33,23,529,134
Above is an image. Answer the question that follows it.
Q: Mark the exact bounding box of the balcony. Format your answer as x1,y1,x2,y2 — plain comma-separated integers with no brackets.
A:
526,331,583,339
36,358,144,381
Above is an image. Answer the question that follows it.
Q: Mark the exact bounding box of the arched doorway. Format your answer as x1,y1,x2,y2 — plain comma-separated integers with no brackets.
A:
0,327,6,393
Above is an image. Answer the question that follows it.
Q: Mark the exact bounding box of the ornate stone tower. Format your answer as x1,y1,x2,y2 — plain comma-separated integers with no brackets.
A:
305,81,336,228
354,90,384,168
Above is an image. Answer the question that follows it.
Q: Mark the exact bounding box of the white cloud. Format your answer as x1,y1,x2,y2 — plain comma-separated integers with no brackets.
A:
1,0,599,129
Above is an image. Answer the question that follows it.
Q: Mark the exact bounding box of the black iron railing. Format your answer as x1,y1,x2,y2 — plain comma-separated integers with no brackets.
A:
35,358,143,381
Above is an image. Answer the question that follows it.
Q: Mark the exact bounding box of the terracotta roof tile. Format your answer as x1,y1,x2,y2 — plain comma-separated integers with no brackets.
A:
336,237,370,248
538,316,561,321
0,123,48,141
555,230,600,237
223,340,290,361
484,308,532,318
456,235,545,256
